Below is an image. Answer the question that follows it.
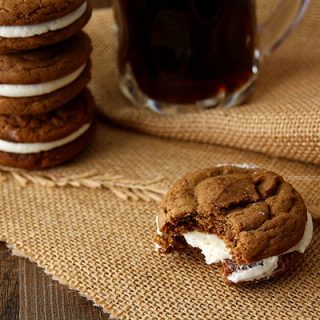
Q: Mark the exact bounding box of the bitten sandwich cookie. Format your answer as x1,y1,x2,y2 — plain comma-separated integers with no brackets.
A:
0,0,92,52
0,89,95,169
155,165,313,285
0,32,92,115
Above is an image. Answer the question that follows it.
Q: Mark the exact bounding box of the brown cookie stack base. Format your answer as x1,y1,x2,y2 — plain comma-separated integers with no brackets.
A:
0,0,95,170
0,90,95,170
0,125,95,170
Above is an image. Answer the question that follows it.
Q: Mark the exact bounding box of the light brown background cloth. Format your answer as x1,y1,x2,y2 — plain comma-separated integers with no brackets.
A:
0,2,319,320
97,1,320,166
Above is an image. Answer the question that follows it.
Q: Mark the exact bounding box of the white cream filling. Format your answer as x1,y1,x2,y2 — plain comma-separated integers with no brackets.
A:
0,64,86,98
0,122,91,154
155,243,162,253
285,211,313,254
227,256,279,283
183,232,232,264
156,216,163,236
216,163,259,169
0,2,87,38
182,212,313,283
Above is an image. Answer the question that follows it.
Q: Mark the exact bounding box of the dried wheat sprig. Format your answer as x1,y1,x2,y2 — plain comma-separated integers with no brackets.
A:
0,167,167,202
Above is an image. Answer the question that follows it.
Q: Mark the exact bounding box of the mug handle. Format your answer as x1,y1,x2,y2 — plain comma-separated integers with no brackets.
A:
259,0,310,58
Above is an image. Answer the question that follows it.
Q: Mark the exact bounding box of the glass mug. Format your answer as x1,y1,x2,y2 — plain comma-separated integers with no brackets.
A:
113,0,309,113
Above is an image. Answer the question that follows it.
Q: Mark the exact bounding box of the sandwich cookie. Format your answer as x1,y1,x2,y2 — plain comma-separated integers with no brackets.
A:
0,32,92,115
0,89,95,169
0,0,92,52
155,166,313,285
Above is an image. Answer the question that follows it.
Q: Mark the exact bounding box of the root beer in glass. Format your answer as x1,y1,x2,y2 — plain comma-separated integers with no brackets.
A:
113,0,309,113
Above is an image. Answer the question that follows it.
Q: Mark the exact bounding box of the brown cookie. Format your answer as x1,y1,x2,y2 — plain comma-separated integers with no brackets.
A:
0,32,92,115
0,1,92,53
0,64,91,115
0,0,85,25
0,89,95,170
0,32,92,84
155,165,313,285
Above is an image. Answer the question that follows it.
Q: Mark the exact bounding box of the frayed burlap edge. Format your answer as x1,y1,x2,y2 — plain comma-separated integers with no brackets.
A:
4,242,119,319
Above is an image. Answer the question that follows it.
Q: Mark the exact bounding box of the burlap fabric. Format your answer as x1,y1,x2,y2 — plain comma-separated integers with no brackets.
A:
0,2,319,320
96,1,320,166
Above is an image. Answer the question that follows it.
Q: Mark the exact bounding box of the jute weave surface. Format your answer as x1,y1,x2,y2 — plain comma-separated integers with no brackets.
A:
96,2,320,166
0,2,319,319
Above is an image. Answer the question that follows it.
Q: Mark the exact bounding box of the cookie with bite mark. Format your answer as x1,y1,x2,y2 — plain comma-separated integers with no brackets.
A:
155,165,313,285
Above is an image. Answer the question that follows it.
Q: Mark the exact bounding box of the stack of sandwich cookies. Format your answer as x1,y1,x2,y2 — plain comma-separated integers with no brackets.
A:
0,32,92,115
0,0,94,169
155,166,314,285
0,0,92,52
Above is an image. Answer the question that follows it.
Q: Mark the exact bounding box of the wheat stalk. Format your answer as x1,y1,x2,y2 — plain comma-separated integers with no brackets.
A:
0,167,167,202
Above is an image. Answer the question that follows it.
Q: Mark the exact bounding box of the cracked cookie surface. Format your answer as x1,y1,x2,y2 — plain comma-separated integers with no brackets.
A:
156,166,307,264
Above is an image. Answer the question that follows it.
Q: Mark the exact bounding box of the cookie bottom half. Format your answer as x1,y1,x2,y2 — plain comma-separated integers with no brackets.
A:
0,122,95,170
221,251,303,285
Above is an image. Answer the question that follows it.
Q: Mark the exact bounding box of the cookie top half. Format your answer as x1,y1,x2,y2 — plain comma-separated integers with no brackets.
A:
158,166,308,264
0,31,91,84
0,0,85,25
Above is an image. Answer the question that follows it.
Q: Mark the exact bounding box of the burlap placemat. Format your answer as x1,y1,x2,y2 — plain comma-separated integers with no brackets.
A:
0,123,320,319
94,1,320,166
0,3,319,320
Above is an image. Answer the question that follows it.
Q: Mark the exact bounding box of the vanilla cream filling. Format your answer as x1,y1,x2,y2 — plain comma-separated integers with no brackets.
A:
0,122,91,154
183,232,232,264
0,2,87,38
156,216,163,236
285,211,313,254
182,212,313,283
216,163,258,169
227,256,279,283
0,64,86,98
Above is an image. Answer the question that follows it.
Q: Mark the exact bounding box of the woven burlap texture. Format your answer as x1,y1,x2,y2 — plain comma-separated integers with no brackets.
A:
0,3,319,320
95,2,320,166
1,123,320,320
